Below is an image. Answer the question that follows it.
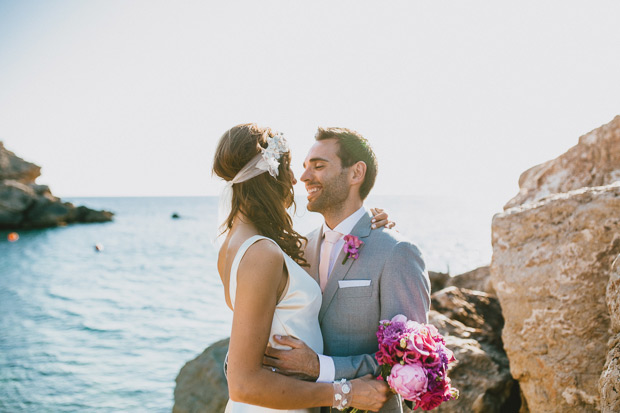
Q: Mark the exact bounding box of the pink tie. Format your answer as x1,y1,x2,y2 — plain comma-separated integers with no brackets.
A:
319,230,342,292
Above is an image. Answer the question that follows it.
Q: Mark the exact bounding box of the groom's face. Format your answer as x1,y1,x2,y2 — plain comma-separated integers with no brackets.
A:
301,139,350,214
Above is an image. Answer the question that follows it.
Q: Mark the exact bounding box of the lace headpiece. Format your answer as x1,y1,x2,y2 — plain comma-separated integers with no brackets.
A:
254,132,290,178
217,131,290,236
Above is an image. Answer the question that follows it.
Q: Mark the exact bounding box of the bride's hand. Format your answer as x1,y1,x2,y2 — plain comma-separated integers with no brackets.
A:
370,207,396,230
348,374,391,411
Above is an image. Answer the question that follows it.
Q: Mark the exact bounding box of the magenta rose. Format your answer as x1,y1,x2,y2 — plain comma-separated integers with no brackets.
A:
415,390,445,411
386,363,428,401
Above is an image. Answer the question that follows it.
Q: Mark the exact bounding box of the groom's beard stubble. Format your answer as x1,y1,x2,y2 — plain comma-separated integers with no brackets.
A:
307,170,349,218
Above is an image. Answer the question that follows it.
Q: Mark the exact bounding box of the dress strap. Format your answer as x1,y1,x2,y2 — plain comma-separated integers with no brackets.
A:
228,235,280,309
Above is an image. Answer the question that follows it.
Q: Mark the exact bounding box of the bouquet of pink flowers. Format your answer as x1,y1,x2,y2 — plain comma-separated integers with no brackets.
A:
374,314,458,411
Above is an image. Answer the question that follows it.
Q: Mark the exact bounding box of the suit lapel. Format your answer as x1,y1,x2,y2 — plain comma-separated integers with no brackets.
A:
305,227,323,285
319,212,373,322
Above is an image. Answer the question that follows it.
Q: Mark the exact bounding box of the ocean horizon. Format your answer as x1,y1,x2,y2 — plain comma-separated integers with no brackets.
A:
0,195,497,412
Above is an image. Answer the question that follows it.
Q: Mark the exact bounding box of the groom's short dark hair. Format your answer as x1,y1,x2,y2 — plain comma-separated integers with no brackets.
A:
315,127,378,200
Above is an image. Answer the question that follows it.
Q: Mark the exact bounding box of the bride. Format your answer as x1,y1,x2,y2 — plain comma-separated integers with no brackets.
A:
213,124,390,412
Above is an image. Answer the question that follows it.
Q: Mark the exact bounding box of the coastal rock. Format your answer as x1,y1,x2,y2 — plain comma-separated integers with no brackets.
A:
491,183,620,412
505,115,620,209
431,287,503,348
0,142,41,183
0,180,37,226
429,266,494,296
429,288,520,413
606,252,620,334
600,252,620,412
445,266,495,296
429,270,450,293
600,334,620,413
173,338,229,413
0,141,113,229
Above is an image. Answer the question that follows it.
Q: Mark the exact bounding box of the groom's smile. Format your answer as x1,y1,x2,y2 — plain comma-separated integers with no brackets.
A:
306,185,322,200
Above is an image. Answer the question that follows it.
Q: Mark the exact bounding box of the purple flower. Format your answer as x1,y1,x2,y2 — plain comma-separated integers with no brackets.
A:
342,234,363,264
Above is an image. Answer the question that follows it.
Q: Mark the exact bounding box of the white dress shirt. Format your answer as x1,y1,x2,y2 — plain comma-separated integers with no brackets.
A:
316,206,367,383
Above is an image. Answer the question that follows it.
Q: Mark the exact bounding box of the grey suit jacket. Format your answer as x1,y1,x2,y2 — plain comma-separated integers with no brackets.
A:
305,211,431,413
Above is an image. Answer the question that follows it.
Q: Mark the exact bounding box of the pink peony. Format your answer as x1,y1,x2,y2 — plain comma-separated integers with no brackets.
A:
391,314,408,324
386,363,428,401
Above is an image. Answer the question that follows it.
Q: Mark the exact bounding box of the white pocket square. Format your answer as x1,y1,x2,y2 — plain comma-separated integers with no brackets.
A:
338,279,371,288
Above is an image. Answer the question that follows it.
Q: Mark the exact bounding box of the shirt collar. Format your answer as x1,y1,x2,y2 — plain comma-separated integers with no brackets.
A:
322,206,367,238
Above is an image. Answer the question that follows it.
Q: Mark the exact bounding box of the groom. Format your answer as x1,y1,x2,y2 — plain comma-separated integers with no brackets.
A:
265,127,431,412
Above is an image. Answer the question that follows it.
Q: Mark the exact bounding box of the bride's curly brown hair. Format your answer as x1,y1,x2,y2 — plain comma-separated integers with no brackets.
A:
213,123,308,267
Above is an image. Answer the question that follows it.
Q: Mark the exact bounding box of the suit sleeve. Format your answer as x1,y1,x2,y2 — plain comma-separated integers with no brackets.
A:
379,241,430,323
331,241,431,380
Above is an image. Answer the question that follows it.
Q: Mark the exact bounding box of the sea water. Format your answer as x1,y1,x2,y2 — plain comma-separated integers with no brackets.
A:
0,196,497,412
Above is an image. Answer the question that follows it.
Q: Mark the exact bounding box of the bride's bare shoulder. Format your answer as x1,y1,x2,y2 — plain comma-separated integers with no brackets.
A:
237,239,284,283
241,238,282,264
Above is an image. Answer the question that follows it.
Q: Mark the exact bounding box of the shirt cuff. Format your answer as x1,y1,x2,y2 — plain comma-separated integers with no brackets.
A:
316,354,335,383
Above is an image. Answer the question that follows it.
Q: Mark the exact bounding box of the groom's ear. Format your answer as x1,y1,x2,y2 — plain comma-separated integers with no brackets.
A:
349,161,367,186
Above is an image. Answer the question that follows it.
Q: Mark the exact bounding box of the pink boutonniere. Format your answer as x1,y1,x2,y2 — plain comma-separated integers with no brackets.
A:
342,234,364,264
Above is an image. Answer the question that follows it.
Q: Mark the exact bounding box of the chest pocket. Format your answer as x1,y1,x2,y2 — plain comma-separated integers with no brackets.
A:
336,284,373,299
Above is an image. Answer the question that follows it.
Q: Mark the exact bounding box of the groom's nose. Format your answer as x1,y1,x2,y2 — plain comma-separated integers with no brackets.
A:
300,167,311,183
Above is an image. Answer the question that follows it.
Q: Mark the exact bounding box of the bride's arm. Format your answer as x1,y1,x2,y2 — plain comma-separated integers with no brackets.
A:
226,240,330,407
227,240,389,410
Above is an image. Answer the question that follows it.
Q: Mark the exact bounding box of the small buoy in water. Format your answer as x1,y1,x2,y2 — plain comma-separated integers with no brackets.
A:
94,243,104,252
8,232,19,242
171,212,180,219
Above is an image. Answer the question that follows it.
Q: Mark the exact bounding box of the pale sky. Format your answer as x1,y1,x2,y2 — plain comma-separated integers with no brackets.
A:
1,0,619,211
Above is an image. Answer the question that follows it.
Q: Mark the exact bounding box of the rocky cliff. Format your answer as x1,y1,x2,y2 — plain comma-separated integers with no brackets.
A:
600,247,620,412
0,142,113,229
504,115,620,210
491,116,620,412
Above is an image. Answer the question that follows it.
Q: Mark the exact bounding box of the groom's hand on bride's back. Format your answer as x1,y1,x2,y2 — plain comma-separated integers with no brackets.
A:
263,335,319,381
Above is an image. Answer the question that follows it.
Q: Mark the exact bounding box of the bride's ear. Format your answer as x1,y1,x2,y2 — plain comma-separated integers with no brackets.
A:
349,161,367,185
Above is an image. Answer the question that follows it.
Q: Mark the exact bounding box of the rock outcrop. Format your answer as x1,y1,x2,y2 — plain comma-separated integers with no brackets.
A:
429,288,520,413
445,266,495,296
174,270,520,413
429,270,450,294
492,183,620,412
429,266,494,296
173,338,229,413
600,251,620,413
504,115,620,209
0,142,112,229
492,116,620,412
0,142,41,183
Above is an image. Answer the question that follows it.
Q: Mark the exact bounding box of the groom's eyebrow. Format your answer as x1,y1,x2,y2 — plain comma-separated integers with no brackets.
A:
303,157,330,168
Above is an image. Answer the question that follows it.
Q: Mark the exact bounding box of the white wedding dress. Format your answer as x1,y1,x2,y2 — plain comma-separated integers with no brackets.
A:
225,235,324,413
